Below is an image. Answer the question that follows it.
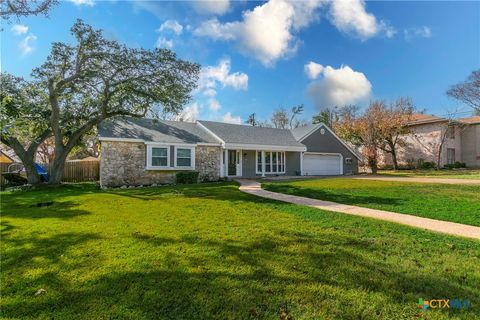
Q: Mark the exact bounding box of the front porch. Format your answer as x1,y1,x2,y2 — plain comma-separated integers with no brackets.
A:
220,148,304,178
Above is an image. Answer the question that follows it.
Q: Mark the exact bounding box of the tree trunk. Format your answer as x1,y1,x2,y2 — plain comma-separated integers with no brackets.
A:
48,151,68,185
2,139,40,184
368,157,378,174
391,148,398,170
436,138,446,170
436,149,442,170
24,160,41,184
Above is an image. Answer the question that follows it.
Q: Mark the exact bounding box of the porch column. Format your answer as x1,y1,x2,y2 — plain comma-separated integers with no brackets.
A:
261,150,266,177
224,149,228,177
219,151,223,177
300,152,304,176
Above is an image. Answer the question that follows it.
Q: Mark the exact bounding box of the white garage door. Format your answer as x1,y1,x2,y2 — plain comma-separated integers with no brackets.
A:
303,154,342,175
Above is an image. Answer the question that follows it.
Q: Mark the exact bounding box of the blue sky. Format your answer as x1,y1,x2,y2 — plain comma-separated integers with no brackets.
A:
2,0,479,124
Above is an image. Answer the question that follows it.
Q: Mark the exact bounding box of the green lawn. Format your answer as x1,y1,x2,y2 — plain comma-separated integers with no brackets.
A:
1,182,479,319
377,169,480,179
263,179,480,226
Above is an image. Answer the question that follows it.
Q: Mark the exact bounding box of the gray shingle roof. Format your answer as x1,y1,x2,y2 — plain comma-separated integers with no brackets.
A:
198,120,305,148
98,117,219,144
291,124,321,141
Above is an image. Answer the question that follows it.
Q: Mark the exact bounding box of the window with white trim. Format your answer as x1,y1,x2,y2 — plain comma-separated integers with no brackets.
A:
255,151,286,174
146,144,195,170
176,147,193,167
151,147,169,167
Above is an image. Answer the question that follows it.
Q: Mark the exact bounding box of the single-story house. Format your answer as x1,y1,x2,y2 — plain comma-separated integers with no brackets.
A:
98,117,359,187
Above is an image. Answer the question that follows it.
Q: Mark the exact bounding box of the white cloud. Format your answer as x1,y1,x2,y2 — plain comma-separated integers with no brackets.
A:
208,98,221,111
329,0,394,40
306,63,372,110
19,34,37,56
404,26,432,40
156,37,173,49
222,112,242,124
69,0,95,6
158,20,183,35
199,58,248,92
176,102,200,122
194,0,324,66
190,58,247,117
192,0,230,15
11,24,28,35
194,18,237,40
304,61,324,80
384,24,397,38
203,88,217,97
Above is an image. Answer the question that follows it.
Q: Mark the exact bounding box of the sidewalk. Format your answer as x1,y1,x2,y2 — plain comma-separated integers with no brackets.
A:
236,179,480,240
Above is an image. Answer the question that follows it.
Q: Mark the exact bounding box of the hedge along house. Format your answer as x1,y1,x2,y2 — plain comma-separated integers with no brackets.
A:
98,117,359,187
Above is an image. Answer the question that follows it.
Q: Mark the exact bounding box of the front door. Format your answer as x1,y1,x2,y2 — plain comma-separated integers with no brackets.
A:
228,150,237,176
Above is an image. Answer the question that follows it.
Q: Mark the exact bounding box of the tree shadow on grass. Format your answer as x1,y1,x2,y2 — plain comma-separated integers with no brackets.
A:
1,183,99,221
1,200,92,220
1,227,478,319
0,220,17,235
109,182,281,206
1,232,102,273
1,183,478,318
1,232,104,318
3,230,478,319
1,183,99,202
264,185,403,207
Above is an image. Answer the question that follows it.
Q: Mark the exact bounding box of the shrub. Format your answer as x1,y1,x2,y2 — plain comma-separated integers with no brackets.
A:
444,162,466,169
380,164,394,170
397,165,415,170
406,158,417,169
419,161,435,169
454,161,466,168
175,171,199,184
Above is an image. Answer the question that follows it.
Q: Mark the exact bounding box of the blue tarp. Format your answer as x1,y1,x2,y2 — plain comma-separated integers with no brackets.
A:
35,163,49,182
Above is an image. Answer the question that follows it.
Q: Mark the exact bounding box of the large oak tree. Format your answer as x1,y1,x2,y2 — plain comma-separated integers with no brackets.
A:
1,0,57,21
1,73,51,184
2,20,200,184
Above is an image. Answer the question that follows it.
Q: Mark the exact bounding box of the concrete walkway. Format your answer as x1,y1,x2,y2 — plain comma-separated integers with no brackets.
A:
236,179,480,240
352,176,480,185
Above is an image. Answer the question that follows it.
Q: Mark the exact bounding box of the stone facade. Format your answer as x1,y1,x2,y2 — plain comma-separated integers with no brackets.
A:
100,141,221,187
195,146,221,182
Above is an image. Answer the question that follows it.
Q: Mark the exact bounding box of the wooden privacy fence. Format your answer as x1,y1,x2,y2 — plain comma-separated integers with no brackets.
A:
0,160,99,186
60,160,100,182
0,163,10,186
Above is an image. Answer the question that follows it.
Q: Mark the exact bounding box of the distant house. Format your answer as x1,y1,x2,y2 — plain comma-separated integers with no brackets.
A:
98,117,359,187
0,146,21,164
378,114,480,168
0,151,15,164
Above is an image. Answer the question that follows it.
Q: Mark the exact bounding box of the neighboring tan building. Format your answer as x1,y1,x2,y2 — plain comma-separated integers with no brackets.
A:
459,116,480,167
378,114,480,168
